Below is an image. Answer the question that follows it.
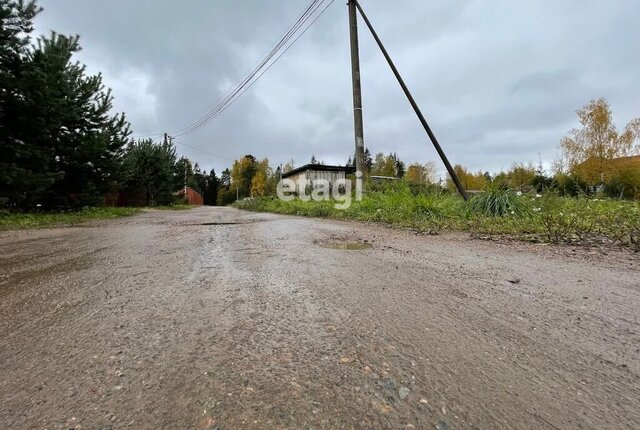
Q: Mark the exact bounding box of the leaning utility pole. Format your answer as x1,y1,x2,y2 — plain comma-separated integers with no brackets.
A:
348,0,365,176
353,0,469,200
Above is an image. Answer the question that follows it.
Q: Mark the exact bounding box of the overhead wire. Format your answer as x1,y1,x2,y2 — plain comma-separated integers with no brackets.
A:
177,0,337,139
170,0,324,138
130,0,337,169
169,0,334,138
172,139,235,162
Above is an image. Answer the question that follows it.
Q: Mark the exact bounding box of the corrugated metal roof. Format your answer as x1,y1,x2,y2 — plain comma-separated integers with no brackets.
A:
282,163,356,178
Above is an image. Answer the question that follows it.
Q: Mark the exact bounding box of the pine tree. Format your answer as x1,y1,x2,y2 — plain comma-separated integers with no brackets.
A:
393,153,406,178
175,157,200,193
364,148,373,172
0,0,57,208
220,169,231,189
205,169,218,205
216,168,234,205
193,163,207,196
32,34,131,208
123,139,177,206
0,2,131,209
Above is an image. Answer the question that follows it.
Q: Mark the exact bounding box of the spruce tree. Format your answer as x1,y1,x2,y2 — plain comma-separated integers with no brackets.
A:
123,139,177,206
205,169,218,205
0,1,131,209
0,0,57,208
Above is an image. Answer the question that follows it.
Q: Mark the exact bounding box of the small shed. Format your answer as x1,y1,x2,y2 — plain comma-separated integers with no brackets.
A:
282,164,355,189
176,187,204,206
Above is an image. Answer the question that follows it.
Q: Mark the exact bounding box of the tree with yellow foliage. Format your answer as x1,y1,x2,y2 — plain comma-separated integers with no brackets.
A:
230,155,256,198
250,158,271,197
371,152,405,177
561,98,640,186
405,162,438,184
251,170,267,197
447,165,489,192
507,163,537,190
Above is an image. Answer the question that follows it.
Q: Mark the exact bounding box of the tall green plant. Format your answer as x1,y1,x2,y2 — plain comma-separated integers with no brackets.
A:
468,188,527,217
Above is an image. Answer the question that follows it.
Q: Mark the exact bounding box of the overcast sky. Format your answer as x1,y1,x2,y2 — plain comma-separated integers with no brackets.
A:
35,0,640,176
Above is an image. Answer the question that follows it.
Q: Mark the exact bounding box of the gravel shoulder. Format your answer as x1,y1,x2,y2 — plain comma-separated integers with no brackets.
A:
1,207,638,429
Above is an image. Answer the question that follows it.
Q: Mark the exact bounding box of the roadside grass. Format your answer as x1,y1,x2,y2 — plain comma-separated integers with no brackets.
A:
235,183,640,250
0,207,142,230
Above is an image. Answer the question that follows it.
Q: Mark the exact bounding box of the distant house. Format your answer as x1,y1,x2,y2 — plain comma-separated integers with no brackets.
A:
574,155,640,185
612,155,640,170
175,187,203,206
282,164,355,189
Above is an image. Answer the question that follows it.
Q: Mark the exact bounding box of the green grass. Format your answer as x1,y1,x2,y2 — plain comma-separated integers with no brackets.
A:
235,183,640,250
0,207,142,230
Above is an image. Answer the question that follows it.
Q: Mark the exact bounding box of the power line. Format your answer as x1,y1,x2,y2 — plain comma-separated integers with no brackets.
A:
172,139,235,162
130,0,328,140
171,0,334,138
131,0,336,169
178,0,337,139
170,0,325,137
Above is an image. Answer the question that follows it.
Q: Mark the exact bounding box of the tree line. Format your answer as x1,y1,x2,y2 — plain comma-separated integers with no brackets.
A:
0,1,133,210
167,99,640,204
0,1,214,210
2,1,638,212
344,98,640,199
446,99,640,198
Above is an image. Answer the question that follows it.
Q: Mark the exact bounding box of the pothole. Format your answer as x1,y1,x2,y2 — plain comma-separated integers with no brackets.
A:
321,242,373,250
199,222,241,226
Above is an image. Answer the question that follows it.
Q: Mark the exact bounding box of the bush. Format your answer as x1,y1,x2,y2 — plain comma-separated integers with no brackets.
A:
468,188,528,217
406,182,449,196
604,168,640,200
531,175,553,193
552,174,590,197
536,194,593,243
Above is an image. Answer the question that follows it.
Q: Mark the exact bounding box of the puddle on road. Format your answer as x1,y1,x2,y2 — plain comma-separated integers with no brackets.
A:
321,242,373,250
200,222,241,226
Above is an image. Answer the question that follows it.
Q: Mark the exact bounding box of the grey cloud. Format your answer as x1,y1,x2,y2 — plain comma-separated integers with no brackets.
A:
511,70,578,95
35,0,640,175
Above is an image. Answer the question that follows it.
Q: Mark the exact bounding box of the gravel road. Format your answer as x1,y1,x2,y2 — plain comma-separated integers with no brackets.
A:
1,207,639,429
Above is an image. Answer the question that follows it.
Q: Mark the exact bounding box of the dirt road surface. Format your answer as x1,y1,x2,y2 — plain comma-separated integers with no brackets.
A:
1,207,639,429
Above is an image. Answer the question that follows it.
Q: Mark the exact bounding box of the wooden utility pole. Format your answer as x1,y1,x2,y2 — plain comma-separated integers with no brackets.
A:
353,0,469,200
348,0,365,176
164,133,175,146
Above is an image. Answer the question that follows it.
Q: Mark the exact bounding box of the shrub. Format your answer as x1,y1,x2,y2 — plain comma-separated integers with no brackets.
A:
552,174,590,197
531,175,554,193
604,168,640,200
536,195,592,243
406,182,449,196
468,188,527,217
